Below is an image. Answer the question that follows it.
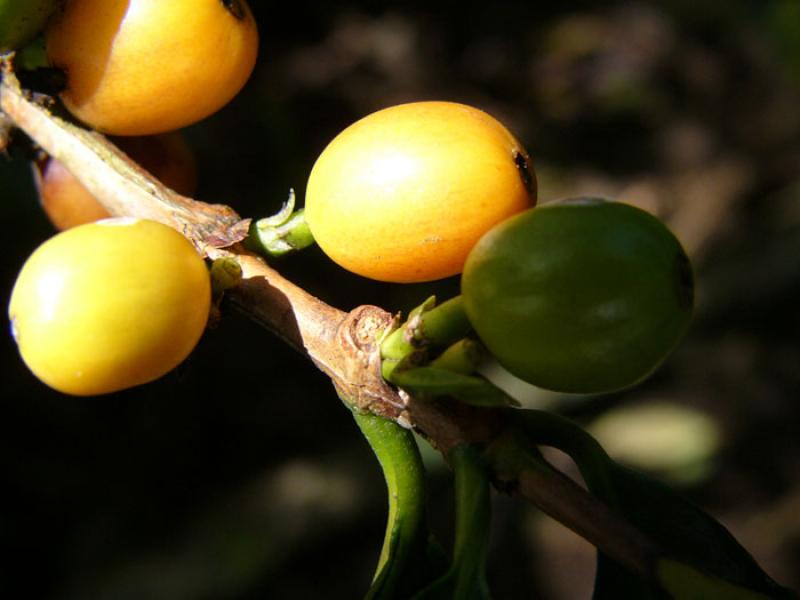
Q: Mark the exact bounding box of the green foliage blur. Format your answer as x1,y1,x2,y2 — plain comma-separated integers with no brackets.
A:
1,1,798,598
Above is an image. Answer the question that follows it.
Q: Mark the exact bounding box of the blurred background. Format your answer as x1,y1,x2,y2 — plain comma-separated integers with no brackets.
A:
1,1,799,597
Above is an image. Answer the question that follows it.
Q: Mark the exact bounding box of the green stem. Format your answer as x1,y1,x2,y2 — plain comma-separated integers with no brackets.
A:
353,411,428,599
514,409,619,508
388,366,517,408
381,296,472,362
246,208,315,258
450,445,492,599
430,339,482,375
412,444,492,600
245,190,316,258
414,296,472,348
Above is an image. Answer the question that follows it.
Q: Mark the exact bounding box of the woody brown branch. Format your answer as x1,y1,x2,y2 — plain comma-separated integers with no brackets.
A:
0,64,660,581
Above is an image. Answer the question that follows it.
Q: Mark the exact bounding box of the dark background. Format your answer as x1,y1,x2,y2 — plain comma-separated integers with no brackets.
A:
1,1,799,598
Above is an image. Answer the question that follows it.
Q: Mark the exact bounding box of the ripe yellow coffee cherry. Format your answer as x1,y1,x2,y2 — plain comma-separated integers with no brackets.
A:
8,218,211,396
305,101,536,283
35,133,197,230
46,0,258,135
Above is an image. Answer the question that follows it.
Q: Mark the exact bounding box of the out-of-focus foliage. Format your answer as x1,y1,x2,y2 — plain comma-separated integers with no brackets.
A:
588,401,721,485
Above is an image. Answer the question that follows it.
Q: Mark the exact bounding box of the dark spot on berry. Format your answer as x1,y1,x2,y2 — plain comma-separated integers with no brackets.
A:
221,0,246,20
513,149,534,195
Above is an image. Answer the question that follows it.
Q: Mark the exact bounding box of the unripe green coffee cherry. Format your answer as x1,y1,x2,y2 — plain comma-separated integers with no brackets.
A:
462,199,694,394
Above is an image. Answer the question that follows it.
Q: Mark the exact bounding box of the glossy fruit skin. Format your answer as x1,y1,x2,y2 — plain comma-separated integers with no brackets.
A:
46,0,258,135
0,0,60,53
35,132,197,230
8,218,211,396
305,101,536,283
462,199,693,394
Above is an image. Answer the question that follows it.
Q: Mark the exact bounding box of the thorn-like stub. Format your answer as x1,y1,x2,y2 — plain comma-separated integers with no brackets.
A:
404,313,427,347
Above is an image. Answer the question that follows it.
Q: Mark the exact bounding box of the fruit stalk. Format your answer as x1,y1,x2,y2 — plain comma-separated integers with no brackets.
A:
381,295,472,363
245,189,316,258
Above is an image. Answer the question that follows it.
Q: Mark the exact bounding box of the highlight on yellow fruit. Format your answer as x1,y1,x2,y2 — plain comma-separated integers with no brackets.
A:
46,0,259,135
8,218,211,396
34,133,197,230
304,101,536,283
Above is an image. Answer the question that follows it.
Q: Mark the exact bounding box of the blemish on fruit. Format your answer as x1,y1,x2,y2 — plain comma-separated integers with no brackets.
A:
513,149,533,194
222,0,246,20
